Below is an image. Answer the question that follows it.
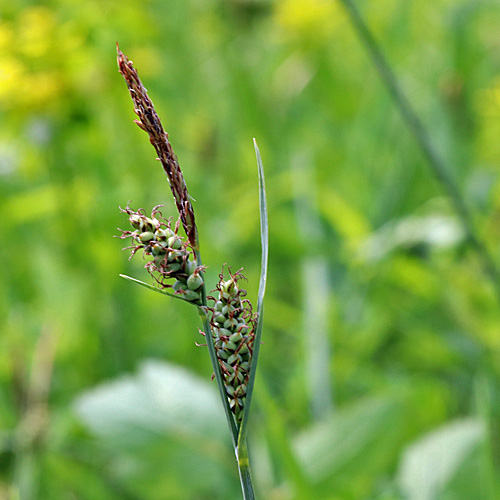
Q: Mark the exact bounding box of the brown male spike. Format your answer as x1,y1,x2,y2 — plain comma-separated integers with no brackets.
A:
116,44,197,249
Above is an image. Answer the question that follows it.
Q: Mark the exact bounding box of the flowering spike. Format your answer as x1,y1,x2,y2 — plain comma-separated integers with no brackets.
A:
117,44,197,248
118,204,205,304
206,268,257,422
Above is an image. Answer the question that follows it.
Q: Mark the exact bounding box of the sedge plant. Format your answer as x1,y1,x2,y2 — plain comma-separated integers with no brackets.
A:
115,45,268,499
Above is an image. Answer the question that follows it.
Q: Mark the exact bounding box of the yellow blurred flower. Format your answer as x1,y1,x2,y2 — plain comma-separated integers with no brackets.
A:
0,6,87,112
274,0,341,42
0,59,62,111
0,58,26,107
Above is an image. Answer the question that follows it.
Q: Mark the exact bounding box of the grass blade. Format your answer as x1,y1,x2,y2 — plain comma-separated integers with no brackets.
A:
238,139,269,447
119,274,196,304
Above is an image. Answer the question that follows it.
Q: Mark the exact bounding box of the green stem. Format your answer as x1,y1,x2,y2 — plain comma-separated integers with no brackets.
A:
194,250,256,497
194,248,239,446
197,306,239,446
236,440,255,500
338,0,500,303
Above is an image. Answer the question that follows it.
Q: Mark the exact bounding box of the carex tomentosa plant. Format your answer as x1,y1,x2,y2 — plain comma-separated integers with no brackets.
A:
115,45,268,500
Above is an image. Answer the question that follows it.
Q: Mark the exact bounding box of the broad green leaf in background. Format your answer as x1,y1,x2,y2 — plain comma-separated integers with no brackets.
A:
74,360,225,443
73,361,239,499
397,418,485,500
358,213,464,262
293,396,402,483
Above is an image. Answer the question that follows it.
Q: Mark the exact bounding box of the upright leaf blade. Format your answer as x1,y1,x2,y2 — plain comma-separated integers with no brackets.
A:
238,139,269,447
255,138,269,316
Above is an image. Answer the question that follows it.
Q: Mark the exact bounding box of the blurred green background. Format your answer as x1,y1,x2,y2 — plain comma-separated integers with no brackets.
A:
2,0,500,499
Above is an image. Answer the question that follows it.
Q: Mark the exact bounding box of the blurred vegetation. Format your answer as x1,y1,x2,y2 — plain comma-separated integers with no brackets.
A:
1,0,500,499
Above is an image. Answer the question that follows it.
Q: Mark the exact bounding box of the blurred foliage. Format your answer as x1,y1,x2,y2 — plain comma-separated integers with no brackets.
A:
1,0,500,499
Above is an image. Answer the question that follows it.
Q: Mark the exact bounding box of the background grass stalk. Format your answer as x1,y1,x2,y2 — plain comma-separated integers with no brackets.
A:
338,0,500,303
291,149,333,418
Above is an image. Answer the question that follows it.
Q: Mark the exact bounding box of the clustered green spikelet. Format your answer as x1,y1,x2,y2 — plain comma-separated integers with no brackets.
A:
118,204,204,303
209,269,257,422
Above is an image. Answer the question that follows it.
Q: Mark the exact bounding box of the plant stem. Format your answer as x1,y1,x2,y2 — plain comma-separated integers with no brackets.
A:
236,441,255,500
197,306,239,445
194,248,239,446
338,0,500,302
194,248,256,497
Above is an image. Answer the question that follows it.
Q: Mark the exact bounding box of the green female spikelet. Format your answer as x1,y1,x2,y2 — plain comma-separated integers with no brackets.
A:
118,204,204,303
208,268,257,422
